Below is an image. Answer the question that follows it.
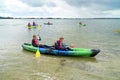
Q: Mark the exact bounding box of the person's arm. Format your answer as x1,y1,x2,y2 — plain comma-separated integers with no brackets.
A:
39,36,41,41
62,43,67,48
38,35,41,41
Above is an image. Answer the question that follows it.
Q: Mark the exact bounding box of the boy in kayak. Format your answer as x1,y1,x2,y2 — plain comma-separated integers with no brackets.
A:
32,35,51,48
32,21,37,26
55,37,71,50
32,35,42,47
28,22,31,27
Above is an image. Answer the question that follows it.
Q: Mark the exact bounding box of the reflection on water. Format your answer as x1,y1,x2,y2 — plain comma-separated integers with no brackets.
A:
0,19,120,80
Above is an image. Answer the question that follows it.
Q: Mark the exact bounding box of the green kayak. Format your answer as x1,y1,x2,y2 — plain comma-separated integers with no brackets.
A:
22,43,100,57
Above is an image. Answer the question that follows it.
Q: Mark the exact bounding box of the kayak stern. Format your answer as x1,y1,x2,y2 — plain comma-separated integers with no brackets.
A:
90,49,100,57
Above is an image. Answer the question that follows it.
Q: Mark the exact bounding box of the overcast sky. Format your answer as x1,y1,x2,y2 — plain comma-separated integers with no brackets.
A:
0,0,120,18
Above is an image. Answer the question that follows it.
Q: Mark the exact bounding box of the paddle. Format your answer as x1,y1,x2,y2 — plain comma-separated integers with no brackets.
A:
62,43,76,48
35,25,41,57
35,49,40,57
38,25,41,30
115,29,120,33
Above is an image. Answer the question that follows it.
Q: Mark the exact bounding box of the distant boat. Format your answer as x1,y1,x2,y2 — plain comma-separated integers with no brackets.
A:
44,22,53,25
79,22,86,27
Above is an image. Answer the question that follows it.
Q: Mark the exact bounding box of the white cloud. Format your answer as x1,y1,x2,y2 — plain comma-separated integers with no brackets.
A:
0,0,120,18
20,0,56,7
4,0,28,13
45,0,79,18
103,10,120,18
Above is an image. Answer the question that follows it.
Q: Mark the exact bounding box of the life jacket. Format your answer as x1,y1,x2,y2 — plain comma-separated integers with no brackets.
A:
55,40,62,49
32,38,39,47
28,23,31,27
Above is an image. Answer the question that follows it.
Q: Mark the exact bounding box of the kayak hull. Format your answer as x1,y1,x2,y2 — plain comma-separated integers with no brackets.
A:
22,43,100,57
44,23,53,25
27,26,37,29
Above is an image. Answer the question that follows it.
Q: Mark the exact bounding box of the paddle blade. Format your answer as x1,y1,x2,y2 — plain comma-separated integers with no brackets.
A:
38,25,41,30
35,49,41,57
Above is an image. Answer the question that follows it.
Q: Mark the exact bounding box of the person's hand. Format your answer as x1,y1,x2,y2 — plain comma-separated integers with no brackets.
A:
38,34,40,37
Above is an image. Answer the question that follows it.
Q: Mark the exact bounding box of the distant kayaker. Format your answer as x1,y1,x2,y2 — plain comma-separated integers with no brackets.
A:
79,22,82,25
48,21,50,23
28,22,31,27
32,21,37,26
54,37,71,50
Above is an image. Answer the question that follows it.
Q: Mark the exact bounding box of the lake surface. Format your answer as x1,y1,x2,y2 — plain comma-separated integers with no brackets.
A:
0,19,120,80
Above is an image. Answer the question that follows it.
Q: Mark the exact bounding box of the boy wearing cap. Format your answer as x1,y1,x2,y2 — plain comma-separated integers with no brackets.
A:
55,37,71,50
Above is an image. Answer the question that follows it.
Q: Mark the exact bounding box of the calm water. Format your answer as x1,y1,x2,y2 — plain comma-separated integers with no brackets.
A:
0,19,120,80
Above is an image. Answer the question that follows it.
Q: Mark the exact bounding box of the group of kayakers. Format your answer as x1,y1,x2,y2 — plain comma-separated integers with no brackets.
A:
28,21,37,27
32,35,72,50
28,21,77,50
27,21,53,28
28,21,84,27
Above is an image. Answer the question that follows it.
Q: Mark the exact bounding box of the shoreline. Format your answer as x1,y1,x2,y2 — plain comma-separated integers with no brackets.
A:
0,16,120,19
